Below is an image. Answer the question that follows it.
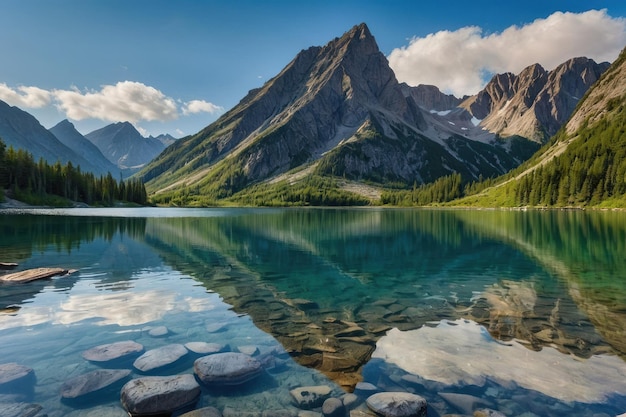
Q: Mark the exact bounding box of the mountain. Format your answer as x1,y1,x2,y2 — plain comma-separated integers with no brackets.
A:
458,46,626,207
141,23,542,202
49,119,120,177
459,58,609,143
85,122,166,170
150,133,178,147
0,100,107,174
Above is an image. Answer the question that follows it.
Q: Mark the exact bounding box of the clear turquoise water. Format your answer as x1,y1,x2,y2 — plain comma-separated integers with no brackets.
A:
1,208,626,416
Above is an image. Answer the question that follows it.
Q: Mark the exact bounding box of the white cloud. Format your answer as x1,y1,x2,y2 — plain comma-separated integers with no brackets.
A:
0,83,52,108
389,9,626,97
53,81,179,123
182,99,223,115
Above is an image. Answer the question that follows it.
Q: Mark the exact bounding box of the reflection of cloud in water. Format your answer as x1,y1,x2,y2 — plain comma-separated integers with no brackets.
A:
372,319,626,403
0,290,216,329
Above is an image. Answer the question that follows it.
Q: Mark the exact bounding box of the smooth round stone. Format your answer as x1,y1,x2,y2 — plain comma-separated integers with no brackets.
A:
237,345,260,356
0,363,35,389
194,352,263,386
185,342,225,355
290,385,332,409
120,375,200,417
133,344,188,373
60,369,131,400
322,397,345,417
179,406,223,417
366,392,427,417
148,326,169,337
82,341,144,363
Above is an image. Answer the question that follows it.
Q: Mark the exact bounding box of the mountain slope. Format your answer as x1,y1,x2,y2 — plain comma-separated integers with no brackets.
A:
0,100,105,174
457,46,626,207
140,24,535,203
49,119,120,177
85,122,165,170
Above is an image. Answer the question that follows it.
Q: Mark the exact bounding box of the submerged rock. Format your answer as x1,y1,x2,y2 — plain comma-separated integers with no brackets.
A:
322,397,345,417
82,341,144,364
366,392,427,417
60,369,130,400
120,375,200,417
185,342,226,355
179,406,223,417
0,363,35,391
147,326,169,337
0,402,47,417
290,385,332,409
194,352,263,386
133,344,188,373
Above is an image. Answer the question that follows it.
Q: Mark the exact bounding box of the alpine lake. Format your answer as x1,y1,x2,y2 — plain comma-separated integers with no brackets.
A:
1,207,626,417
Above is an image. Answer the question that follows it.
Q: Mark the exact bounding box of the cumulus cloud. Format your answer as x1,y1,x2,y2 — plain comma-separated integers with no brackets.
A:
389,9,626,97
53,81,179,123
182,99,223,115
0,80,222,126
0,83,52,108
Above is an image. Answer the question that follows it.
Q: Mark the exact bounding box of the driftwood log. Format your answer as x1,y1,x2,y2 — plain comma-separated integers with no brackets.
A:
0,267,76,283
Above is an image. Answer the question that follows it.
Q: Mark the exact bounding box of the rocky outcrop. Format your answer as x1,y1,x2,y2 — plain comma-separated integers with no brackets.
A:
400,83,462,111
460,58,609,142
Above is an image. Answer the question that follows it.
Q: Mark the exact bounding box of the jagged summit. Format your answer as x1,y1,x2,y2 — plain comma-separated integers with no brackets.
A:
86,121,166,170
138,24,610,203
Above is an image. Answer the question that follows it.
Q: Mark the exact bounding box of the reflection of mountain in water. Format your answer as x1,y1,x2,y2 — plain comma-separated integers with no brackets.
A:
141,209,626,389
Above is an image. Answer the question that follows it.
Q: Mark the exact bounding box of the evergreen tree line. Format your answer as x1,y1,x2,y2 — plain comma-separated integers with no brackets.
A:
0,138,148,206
511,107,626,206
380,173,497,206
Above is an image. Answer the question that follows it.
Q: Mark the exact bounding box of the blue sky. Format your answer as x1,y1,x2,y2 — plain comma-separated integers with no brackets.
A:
0,0,624,138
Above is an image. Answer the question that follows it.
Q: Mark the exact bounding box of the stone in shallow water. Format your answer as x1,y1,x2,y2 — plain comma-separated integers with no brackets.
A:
194,352,263,386
185,342,226,355
290,385,332,409
0,363,35,391
0,402,46,417
179,406,223,417
474,409,506,417
438,392,493,415
148,326,169,337
120,375,200,417
82,341,144,363
60,369,131,400
237,345,260,356
322,397,345,417
366,392,427,417
133,344,188,373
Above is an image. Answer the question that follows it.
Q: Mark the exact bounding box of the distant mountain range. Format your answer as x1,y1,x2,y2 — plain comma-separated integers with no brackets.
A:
0,23,617,207
84,121,168,171
0,105,177,178
139,23,609,204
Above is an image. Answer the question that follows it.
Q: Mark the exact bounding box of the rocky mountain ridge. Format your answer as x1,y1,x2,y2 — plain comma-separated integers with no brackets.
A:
144,23,581,200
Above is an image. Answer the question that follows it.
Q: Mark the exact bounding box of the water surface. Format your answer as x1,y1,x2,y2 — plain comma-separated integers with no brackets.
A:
1,208,625,416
